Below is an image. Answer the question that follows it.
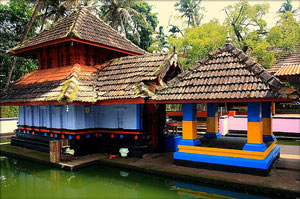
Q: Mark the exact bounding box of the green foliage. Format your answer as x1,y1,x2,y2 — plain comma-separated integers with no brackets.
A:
278,0,299,15
267,11,300,53
223,0,270,52
250,41,275,68
0,0,39,89
100,0,149,46
174,0,205,27
125,1,158,50
0,106,19,118
148,26,168,53
168,20,227,69
223,0,299,68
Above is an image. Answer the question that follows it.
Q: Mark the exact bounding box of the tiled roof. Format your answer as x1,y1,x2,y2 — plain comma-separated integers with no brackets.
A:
1,52,181,104
268,44,300,74
8,8,146,55
153,41,294,102
96,52,181,101
274,64,300,76
1,64,99,104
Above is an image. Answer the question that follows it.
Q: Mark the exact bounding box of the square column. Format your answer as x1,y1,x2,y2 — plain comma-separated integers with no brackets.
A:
243,102,267,152
262,102,276,142
204,103,221,139
179,103,200,146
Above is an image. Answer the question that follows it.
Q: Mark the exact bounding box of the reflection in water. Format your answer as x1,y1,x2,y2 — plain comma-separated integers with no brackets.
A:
173,182,269,199
1,156,268,199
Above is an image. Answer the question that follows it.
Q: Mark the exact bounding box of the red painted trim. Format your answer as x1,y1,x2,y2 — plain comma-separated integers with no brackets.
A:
9,37,142,56
18,127,143,135
2,98,145,106
94,98,145,105
2,101,66,106
8,38,72,55
147,98,293,104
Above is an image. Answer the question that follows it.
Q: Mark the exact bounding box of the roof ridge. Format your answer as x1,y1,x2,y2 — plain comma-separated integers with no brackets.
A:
84,10,147,54
7,11,80,54
221,44,284,90
65,8,85,38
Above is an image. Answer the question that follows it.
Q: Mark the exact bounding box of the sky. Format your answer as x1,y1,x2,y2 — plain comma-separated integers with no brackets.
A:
145,0,300,34
1,0,299,33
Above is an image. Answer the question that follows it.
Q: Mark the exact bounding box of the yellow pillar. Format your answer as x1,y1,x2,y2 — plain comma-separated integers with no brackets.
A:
179,103,200,146
243,102,267,152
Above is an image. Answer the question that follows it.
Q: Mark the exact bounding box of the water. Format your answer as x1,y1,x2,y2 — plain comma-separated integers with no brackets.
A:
0,156,269,199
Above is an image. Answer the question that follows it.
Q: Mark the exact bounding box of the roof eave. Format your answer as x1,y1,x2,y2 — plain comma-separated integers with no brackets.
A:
147,98,295,104
8,37,144,57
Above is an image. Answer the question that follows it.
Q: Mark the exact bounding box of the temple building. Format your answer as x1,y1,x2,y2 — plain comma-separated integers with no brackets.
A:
151,37,299,175
1,8,183,156
268,44,300,90
1,8,299,175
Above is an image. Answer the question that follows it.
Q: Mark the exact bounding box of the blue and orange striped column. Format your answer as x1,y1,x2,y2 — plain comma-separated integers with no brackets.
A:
243,102,267,152
204,103,221,139
262,102,276,142
179,103,201,146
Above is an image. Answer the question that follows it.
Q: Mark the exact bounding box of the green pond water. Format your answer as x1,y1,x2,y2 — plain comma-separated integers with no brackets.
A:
0,156,269,199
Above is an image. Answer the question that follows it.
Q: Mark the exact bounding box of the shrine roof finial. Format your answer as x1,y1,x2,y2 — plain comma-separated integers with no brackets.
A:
226,31,232,44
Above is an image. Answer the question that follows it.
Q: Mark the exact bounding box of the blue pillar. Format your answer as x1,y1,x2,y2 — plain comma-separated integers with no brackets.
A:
262,102,276,142
243,102,267,152
179,103,201,146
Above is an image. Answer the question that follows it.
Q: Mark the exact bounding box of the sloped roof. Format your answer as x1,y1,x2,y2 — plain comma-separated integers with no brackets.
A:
8,8,146,55
268,44,300,74
153,39,295,102
96,52,181,100
274,64,300,76
0,64,98,104
1,52,181,105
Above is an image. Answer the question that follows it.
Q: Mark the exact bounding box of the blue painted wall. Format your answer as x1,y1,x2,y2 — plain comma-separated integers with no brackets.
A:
18,104,142,130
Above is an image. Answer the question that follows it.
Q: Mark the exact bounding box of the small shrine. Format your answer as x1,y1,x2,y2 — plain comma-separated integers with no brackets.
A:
151,37,299,175
1,8,183,157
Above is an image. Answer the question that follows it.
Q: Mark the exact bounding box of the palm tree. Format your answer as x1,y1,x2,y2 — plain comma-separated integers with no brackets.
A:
5,0,43,90
38,0,95,31
100,0,147,44
174,0,205,27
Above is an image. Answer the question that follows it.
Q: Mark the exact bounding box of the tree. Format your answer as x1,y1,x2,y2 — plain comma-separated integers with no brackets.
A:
223,0,269,53
0,0,41,90
223,0,279,68
267,11,300,53
174,0,205,27
100,0,147,44
148,26,169,53
124,1,158,50
37,0,94,31
4,0,43,90
278,0,298,14
168,20,227,69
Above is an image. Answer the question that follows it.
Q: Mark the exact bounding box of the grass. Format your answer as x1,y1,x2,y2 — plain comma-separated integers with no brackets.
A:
277,139,300,146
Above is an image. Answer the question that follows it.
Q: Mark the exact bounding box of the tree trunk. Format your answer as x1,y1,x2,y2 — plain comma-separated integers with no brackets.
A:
5,0,43,90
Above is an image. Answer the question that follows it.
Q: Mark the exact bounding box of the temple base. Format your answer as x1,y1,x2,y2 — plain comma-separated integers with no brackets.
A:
178,139,201,146
174,145,280,176
243,143,267,152
204,132,221,139
263,135,276,142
